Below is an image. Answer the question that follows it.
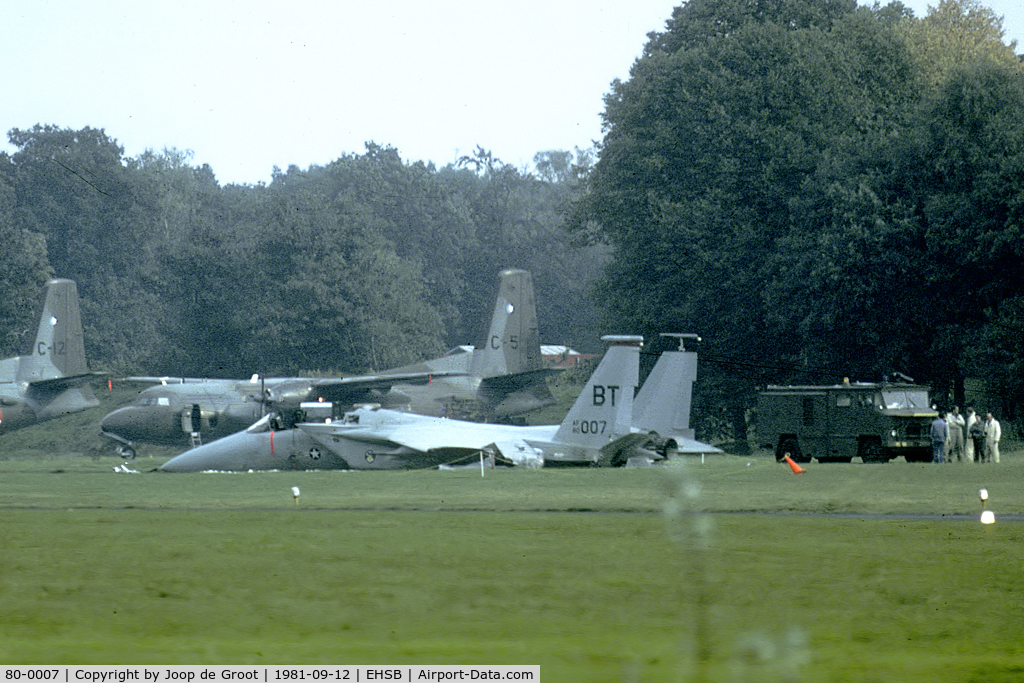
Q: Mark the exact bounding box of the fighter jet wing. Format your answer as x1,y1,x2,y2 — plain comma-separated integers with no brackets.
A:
300,414,522,452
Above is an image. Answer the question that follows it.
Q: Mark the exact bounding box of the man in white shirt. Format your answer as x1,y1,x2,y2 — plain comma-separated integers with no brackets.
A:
985,413,1001,464
946,406,965,462
964,408,978,462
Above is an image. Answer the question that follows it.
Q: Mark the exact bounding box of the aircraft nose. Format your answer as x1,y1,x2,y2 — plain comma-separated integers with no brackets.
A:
159,441,230,472
101,407,136,436
159,431,274,472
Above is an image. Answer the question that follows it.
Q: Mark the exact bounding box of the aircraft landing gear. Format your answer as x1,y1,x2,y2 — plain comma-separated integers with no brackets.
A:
115,444,137,460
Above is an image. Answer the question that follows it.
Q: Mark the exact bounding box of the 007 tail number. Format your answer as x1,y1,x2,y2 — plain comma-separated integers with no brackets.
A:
572,419,607,435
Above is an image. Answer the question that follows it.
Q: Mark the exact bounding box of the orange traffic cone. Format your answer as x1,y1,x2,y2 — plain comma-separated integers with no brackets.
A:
784,455,807,474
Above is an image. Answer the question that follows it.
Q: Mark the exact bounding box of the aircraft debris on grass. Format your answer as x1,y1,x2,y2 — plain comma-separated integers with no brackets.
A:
158,334,720,472
101,269,556,457
0,279,105,434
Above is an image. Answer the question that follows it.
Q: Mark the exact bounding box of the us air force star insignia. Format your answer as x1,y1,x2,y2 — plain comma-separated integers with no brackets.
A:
365,451,375,463
309,448,321,460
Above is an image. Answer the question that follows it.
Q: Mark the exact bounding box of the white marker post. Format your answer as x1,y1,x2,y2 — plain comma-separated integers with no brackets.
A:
292,486,300,506
980,488,994,524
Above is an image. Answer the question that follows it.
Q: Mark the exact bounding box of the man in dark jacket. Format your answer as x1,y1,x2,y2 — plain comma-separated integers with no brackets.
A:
969,414,987,463
930,412,948,463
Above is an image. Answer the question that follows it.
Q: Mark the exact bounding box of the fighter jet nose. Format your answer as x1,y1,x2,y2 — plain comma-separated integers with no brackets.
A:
160,430,270,472
158,450,207,472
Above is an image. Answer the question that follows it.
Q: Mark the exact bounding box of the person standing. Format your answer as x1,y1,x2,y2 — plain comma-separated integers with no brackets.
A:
969,413,987,463
964,408,978,462
930,412,948,463
986,413,1001,464
946,406,965,462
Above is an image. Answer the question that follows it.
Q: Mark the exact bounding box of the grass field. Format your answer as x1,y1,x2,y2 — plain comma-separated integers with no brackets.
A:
2,447,1024,682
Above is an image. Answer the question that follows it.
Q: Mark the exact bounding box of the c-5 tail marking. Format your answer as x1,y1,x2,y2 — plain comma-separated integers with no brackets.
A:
470,269,543,379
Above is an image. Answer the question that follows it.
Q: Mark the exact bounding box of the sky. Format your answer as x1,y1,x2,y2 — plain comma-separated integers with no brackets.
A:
3,0,1022,186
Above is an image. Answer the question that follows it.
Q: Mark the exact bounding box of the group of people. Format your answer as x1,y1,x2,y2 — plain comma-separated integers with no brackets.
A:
930,406,1002,464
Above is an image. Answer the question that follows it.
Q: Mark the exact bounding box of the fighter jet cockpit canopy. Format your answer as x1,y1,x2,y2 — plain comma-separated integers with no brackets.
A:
245,413,274,434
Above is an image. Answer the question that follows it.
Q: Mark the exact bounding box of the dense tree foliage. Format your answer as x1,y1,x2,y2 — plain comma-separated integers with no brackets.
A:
572,0,1024,440
3,0,1023,444
0,128,606,376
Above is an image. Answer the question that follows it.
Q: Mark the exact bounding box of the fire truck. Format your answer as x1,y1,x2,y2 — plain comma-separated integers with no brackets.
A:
758,380,937,463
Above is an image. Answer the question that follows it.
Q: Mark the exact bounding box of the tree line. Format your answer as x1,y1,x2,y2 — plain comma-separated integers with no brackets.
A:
2,0,1023,444
570,0,1024,440
0,134,607,378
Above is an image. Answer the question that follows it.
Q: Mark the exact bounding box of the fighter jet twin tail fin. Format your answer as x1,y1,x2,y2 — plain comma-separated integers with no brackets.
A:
546,332,719,466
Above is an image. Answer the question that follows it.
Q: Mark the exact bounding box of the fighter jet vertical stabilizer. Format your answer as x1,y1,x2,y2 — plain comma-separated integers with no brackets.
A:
634,333,698,439
632,333,721,455
551,335,641,451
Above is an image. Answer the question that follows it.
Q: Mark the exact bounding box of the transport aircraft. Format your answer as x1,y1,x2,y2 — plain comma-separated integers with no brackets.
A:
157,334,720,472
101,269,556,457
0,279,104,433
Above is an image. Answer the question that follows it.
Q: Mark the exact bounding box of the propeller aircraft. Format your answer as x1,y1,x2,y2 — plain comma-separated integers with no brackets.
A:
101,269,556,457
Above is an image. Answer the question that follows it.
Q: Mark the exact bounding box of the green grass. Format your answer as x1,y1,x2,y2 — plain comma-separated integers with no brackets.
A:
2,453,1024,681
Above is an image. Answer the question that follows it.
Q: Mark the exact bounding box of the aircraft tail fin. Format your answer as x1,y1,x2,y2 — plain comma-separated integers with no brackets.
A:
633,333,699,440
470,269,543,379
17,279,91,383
552,335,642,452
632,333,722,455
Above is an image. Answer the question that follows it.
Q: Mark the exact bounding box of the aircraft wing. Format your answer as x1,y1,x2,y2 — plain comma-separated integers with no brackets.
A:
26,371,107,393
300,416,516,453
123,376,238,385
308,370,467,395
120,371,467,405
300,417,549,468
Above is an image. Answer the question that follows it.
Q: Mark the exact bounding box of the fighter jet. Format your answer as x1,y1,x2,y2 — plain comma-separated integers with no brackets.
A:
0,279,104,433
101,269,556,457
158,334,719,472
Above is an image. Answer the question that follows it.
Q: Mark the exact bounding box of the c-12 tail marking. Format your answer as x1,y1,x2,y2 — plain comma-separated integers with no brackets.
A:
17,278,90,383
